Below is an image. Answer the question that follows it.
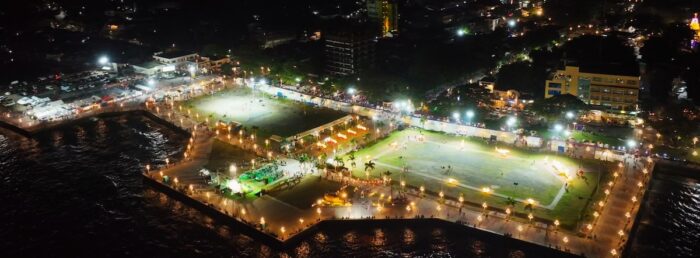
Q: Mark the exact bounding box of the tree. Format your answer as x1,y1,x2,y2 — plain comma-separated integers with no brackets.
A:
333,156,344,172
221,63,234,76
650,101,697,146
495,62,544,95
505,197,517,207
297,153,311,173
531,94,588,121
563,35,638,76
364,160,376,172
430,83,492,117
680,52,700,105
347,152,357,168
647,65,675,104
640,26,695,104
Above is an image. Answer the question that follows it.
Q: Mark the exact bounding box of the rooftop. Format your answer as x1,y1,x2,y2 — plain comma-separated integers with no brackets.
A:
154,50,197,59
558,62,640,77
578,64,640,77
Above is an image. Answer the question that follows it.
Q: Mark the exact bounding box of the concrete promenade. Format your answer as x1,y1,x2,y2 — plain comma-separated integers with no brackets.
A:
0,80,652,257
148,109,652,257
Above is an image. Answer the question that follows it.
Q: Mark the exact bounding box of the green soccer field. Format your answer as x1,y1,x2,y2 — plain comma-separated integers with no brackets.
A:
347,128,608,227
185,87,347,138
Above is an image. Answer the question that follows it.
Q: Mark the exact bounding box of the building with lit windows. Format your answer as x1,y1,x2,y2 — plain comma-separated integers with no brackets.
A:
690,13,700,48
367,0,398,37
324,25,376,76
544,66,640,110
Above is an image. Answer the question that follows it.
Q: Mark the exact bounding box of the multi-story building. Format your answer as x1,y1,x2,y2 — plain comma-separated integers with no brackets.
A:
366,0,398,37
544,66,640,110
324,26,376,76
132,50,199,76
152,51,198,65
254,30,296,49
198,55,232,73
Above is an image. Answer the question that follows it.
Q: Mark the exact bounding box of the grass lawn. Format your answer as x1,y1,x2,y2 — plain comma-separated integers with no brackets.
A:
346,129,609,227
204,140,260,173
539,130,625,147
267,175,344,209
184,87,346,138
570,131,625,147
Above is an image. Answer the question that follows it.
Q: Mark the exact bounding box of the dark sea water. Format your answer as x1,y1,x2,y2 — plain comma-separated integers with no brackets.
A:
626,172,700,258
2,114,689,258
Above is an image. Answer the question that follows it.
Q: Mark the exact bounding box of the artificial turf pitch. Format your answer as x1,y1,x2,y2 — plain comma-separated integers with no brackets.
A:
348,129,607,227
185,87,346,138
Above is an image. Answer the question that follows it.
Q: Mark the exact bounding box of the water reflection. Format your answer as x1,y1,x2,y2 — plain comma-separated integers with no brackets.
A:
403,228,415,245
627,173,700,258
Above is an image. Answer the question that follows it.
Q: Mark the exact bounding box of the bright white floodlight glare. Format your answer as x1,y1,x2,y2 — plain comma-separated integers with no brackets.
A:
456,29,466,37
626,139,637,148
295,77,302,82
98,56,109,65
452,112,460,120
466,110,475,118
147,79,155,86
566,111,574,119
259,78,267,85
188,65,196,73
508,19,517,28
506,117,516,126
347,87,356,95
554,124,564,132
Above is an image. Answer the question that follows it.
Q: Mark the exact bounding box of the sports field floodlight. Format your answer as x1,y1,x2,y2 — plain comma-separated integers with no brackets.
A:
466,110,475,119
506,117,516,127
626,139,637,148
453,112,460,120
508,19,517,28
456,28,467,37
554,124,564,132
347,87,356,95
566,111,575,119
98,56,109,65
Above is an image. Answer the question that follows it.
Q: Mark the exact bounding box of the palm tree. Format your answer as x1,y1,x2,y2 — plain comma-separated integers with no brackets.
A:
280,139,291,153
505,197,517,207
333,156,344,172
251,126,259,137
364,160,375,172
297,153,310,173
348,152,356,168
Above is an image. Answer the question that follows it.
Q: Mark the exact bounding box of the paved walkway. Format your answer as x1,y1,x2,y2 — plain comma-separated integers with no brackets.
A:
2,78,651,257
141,96,653,257
151,126,651,257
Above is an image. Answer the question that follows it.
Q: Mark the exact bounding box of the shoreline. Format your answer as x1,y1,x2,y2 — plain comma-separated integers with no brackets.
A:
0,90,653,257
143,171,580,257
